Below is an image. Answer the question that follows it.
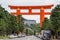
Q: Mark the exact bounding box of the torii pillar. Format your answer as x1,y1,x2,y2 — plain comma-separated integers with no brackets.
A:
8,4,54,29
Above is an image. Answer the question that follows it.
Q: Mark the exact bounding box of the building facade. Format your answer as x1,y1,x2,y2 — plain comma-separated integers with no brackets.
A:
24,20,36,26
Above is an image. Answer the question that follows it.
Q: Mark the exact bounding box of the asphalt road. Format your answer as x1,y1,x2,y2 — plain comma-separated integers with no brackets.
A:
0,35,41,40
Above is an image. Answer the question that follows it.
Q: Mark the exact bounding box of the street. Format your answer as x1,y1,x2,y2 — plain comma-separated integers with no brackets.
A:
0,35,41,40
9,35,41,40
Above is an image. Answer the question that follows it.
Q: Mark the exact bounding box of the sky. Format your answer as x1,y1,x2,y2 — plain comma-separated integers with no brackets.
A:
0,0,60,23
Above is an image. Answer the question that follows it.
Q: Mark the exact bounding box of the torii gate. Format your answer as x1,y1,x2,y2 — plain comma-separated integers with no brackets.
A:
8,4,53,29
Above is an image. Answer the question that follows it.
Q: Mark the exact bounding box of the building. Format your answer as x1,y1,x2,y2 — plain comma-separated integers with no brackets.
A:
24,20,36,26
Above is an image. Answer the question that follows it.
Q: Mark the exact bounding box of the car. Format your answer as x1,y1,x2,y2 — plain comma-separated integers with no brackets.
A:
40,30,51,40
8,34,18,39
18,33,26,38
22,34,26,37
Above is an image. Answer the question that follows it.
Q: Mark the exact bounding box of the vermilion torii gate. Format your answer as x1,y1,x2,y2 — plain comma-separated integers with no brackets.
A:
8,4,53,29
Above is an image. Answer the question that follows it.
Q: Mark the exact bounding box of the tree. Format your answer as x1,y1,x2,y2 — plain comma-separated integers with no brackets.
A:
0,5,7,36
0,5,25,36
50,5,60,38
0,19,7,36
42,18,52,30
17,15,24,34
6,16,19,35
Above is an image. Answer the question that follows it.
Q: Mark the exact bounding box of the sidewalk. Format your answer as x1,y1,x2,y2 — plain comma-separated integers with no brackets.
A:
0,39,9,40
52,39,57,40
52,39,60,40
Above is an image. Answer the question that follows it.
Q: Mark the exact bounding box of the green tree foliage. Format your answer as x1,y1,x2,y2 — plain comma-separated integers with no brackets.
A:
17,15,24,33
42,18,48,30
26,24,40,35
42,18,52,30
0,5,7,36
50,5,60,36
0,5,24,35
0,19,7,36
30,24,40,32
6,16,19,35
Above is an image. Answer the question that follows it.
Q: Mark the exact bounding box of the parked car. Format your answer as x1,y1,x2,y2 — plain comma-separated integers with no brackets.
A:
18,33,26,38
40,30,51,40
8,34,18,38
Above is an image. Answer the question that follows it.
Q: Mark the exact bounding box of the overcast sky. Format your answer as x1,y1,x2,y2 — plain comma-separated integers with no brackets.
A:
0,0,60,23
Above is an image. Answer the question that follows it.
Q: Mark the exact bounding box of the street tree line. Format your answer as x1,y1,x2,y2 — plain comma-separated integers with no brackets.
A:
0,5,24,36
0,4,60,38
42,5,60,38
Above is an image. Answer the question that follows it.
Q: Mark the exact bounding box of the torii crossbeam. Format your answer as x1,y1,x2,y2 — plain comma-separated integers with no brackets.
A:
8,4,53,29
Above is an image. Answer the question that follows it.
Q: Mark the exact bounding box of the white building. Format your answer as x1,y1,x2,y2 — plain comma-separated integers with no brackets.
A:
24,20,36,26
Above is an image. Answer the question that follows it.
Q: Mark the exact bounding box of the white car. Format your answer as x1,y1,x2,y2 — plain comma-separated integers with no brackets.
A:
18,34,26,37
22,34,26,37
18,34,22,37
8,34,18,38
